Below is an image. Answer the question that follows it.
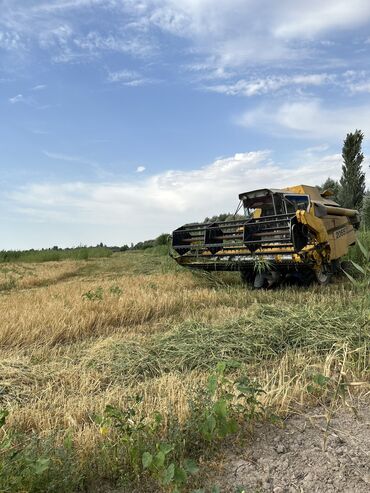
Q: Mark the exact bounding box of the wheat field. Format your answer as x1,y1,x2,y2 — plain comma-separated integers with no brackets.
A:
0,246,369,492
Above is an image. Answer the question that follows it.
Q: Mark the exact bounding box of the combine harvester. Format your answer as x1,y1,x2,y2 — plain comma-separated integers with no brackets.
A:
171,185,360,287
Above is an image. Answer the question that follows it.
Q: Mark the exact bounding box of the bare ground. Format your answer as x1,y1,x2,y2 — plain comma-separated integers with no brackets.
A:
216,400,370,493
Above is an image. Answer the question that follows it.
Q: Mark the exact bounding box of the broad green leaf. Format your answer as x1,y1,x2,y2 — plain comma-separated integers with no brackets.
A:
214,399,228,418
201,415,216,439
104,405,123,420
226,418,238,434
236,384,251,395
174,465,188,484
211,486,221,493
343,269,357,285
207,375,218,396
206,415,216,432
357,240,369,260
184,458,199,475
226,359,241,368
159,443,174,455
33,458,50,475
153,450,166,468
312,373,330,387
162,463,175,485
351,261,366,275
219,419,238,437
216,361,226,375
142,452,153,469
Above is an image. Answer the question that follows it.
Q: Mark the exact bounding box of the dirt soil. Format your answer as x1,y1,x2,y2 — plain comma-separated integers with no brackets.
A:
217,401,370,493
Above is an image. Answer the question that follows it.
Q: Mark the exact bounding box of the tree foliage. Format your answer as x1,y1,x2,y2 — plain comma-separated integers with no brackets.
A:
131,233,170,250
362,191,370,229
339,130,366,210
203,213,244,223
319,177,341,203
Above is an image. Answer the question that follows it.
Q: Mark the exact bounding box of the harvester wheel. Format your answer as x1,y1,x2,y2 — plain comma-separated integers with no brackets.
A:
315,265,332,285
253,271,281,289
240,269,254,285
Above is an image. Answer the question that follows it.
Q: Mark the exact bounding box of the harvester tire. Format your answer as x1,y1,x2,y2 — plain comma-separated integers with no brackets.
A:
240,269,254,285
315,266,332,285
254,273,268,289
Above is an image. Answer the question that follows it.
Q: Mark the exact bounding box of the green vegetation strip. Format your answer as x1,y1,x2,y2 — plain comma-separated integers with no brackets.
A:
0,246,113,263
90,302,369,382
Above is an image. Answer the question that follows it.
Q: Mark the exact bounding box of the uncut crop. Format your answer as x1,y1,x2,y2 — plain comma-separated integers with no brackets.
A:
0,244,369,492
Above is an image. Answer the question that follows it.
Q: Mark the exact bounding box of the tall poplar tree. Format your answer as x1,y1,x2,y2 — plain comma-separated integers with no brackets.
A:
338,130,366,210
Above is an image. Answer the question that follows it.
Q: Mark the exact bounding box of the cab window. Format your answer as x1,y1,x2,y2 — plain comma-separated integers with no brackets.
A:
284,194,309,213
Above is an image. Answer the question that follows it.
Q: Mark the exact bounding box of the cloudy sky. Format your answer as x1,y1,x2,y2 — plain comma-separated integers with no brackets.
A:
1,0,370,249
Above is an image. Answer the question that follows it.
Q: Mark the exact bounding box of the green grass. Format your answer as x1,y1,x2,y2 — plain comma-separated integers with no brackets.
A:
87,300,369,383
75,245,178,278
345,229,370,263
0,246,113,263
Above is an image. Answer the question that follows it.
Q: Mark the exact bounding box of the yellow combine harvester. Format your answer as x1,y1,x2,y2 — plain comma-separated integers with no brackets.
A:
171,185,360,287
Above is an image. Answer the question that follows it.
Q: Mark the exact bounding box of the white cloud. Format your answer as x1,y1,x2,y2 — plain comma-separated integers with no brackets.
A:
136,166,146,173
30,0,108,14
32,84,47,91
8,90,51,109
341,70,370,93
42,150,113,178
43,150,95,166
107,69,153,86
349,81,370,93
205,69,370,97
138,0,370,68
10,149,367,245
272,1,370,39
9,94,26,104
0,2,155,64
2,0,370,73
0,30,24,50
73,31,155,58
239,99,370,139
206,73,332,97
302,144,330,154
38,24,73,49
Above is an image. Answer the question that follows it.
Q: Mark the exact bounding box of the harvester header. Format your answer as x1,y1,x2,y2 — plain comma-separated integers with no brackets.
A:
171,185,360,287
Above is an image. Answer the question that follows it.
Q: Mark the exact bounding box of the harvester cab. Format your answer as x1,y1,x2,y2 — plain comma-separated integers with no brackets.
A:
171,185,360,287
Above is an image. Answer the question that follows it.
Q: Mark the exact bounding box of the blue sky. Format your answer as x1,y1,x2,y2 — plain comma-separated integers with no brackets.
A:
1,0,370,249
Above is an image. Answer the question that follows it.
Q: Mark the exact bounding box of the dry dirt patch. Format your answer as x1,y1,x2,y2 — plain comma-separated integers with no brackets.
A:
217,401,370,493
